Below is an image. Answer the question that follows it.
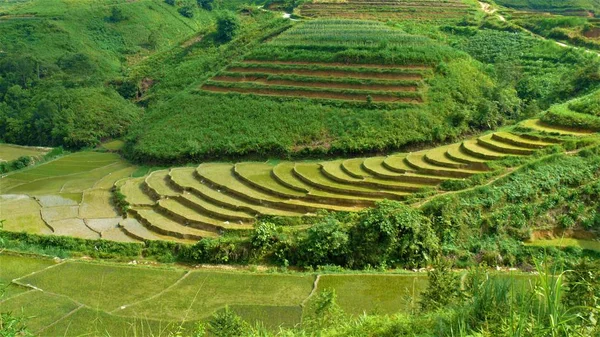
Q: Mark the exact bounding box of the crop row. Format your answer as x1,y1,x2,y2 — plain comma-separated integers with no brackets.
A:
117,128,575,243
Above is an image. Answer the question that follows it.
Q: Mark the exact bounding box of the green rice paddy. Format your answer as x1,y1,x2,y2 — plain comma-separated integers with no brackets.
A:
0,253,437,334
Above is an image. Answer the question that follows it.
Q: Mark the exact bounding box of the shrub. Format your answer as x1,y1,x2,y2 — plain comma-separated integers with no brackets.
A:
208,306,249,337
420,258,461,312
106,7,127,23
164,0,175,5
178,5,194,18
216,11,240,43
197,0,213,10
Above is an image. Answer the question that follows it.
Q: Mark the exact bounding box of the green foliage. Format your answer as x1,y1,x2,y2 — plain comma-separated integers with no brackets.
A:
216,11,240,43
208,306,250,337
0,312,33,337
348,201,439,269
106,7,127,23
197,0,214,11
297,217,349,267
110,187,129,216
0,146,64,174
419,258,461,312
303,289,346,332
178,5,195,18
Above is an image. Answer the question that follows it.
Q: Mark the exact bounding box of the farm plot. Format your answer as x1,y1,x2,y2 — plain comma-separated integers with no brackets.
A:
0,143,49,162
114,125,584,244
297,0,478,21
0,151,138,243
2,254,447,333
200,20,445,104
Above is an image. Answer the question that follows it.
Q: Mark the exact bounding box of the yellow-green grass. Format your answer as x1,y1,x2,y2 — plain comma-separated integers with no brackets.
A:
156,198,245,232
315,274,428,316
41,307,193,337
445,144,489,166
35,194,79,207
492,132,555,149
169,168,302,217
92,165,137,190
119,218,193,243
235,162,366,211
48,218,100,240
367,156,447,184
519,119,594,136
1,152,132,195
40,205,79,222
16,261,186,312
120,177,155,206
477,134,534,155
294,163,409,200
404,152,479,178
234,162,307,198
79,189,119,219
461,139,508,160
100,139,125,151
86,218,138,243
341,158,369,178
0,143,49,162
0,290,81,333
197,163,332,214
423,144,475,169
272,162,377,207
526,238,600,252
177,192,255,224
0,195,51,235
321,160,431,192
0,254,56,299
130,208,217,240
118,271,315,322
145,169,180,199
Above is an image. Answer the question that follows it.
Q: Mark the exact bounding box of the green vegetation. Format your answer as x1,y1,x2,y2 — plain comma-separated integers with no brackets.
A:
493,0,600,14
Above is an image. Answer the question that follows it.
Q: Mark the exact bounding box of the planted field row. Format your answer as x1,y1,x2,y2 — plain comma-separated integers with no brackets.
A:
212,74,419,92
201,83,421,103
201,58,428,103
116,127,576,243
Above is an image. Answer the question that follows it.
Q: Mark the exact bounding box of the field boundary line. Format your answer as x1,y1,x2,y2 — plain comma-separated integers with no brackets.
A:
35,304,84,335
12,260,65,283
110,270,192,313
0,288,35,304
10,279,87,307
301,274,321,308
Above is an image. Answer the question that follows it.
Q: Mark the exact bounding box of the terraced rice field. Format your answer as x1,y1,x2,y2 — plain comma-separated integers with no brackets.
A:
298,0,478,21
0,143,50,162
0,151,138,242
0,253,439,334
200,20,435,103
115,127,579,243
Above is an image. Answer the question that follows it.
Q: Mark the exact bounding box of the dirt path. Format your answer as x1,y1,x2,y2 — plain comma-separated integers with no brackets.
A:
479,1,505,21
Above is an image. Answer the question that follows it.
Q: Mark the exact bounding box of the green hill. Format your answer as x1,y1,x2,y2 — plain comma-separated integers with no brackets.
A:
0,0,217,148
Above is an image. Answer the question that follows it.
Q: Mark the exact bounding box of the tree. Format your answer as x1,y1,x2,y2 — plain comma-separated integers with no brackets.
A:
216,11,240,43
297,217,349,267
164,0,175,5
348,200,439,269
197,0,214,11
106,7,126,23
178,5,195,18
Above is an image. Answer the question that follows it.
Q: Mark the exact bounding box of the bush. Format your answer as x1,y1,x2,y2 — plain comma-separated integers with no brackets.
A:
165,0,175,5
216,11,240,43
178,5,195,18
106,7,127,23
208,306,249,337
197,0,214,10
420,258,461,312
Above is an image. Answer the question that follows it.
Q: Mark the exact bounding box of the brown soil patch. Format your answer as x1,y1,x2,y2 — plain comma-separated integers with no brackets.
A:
242,60,430,70
181,35,204,48
212,76,419,91
226,67,423,80
201,84,422,103
583,27,600,38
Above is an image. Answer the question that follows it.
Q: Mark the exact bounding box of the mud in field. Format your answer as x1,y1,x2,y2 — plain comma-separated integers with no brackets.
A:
226,67,423,80
241,60,431,70
202,84,422,103
212,76,419,92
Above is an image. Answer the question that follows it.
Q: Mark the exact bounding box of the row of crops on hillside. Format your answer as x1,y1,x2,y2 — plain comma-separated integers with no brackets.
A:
200,20,462,103
297,0,477,21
